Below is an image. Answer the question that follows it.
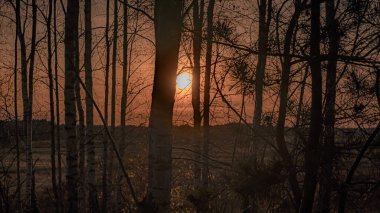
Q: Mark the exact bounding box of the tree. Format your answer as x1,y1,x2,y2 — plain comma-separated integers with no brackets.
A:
275,0,305,209
253,0,272,127
53,0,63,207
65,0,80,211
15,0,38,210
109,0,119,202
75,31,86,212
102,0,111,211
13,3,21,210
47,0,59,210
203,0,215,189
299,0,323,211
118,0,129,210
84,0,99,211
144,0,183,211
318,0,340,212
192,0,204,190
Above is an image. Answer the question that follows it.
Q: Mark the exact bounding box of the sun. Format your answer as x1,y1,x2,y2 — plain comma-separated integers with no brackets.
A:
176,72,192,90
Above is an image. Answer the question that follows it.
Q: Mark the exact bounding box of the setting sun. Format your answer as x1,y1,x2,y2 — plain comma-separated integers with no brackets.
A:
176,72,192,90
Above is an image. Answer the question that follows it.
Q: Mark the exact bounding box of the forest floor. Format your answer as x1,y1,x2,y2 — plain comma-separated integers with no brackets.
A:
1,125,379,212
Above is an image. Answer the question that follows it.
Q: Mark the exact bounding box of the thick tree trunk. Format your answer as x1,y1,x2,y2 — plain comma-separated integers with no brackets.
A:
192,0,204,191
65,0,80,211
144,0,183,212
203,0,215,190
318,1,339,212
84,0,99,211
275,1,303,210
47,0,59,211
299,0,322,211
102,0,111,211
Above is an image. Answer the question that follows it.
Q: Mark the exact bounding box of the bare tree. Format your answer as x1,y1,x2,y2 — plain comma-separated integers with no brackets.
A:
13,3,21,210
299,0,323,211
203,0,215,190
253,0,272,127
65,0,80,211
192,0,204,190
15,0,38,210
318,0,340,212
102,0,111,211
118,0,128,210
275,0,305,209
76,33,86,212
47,0,59,210
144,0,183,211
53,0,63,208
109,0,119,202
84,0,99,211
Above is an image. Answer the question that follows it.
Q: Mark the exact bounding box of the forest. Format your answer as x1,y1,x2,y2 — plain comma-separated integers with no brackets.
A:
0,0,379,212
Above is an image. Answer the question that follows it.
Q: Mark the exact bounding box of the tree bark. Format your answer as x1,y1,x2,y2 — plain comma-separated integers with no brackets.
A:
76,30,86,213
102,0,111,211
275,1,303,210
299,0,323,211
117,0,129,210
192,0,204,191
53,0,63,209
17,0,38,210
318,0,339,212
47,0,59,210
65,0,80,211
109,0,119,203
85,0,99,211
253,0,271,127
13,5,21,210
203,0,215,191
144,0,183,212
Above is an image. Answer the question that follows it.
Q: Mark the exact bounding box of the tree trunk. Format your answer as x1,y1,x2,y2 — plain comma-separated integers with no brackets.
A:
109,0,119,204
85,0,99,211
102,0,111,211
318,0,339,212
53,0,63,209
192,0,204,191
201,0,215,211
299,0,322,211
13,6,21,210
76,31,86,213
65,0,80,211
203,0,215,190
118,0,128,210
275,1,303,210
47,0,59,210
144,0,183,212
17,0,38,210
253,0,271,127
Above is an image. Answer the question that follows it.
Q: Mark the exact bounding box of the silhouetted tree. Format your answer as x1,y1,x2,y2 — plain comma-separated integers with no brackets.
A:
84,0,99,211
318,0,340,212
192,0,204,192
65,0,79,211
299,0,323,211
145,0,183,211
